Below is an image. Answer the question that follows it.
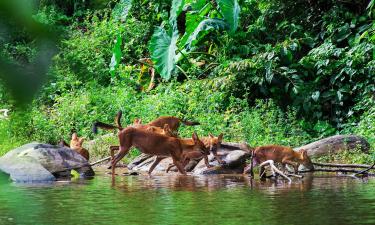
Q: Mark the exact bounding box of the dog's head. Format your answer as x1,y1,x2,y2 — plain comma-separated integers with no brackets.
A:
70,133,85,149
192,132,208,155
298,149,314,170
207,133,224,153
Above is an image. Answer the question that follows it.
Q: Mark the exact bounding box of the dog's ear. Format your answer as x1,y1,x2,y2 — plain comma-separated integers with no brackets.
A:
209,133,214,138
134,118,142,125
78,137,85,145
218,133,224,141
71,133,78,140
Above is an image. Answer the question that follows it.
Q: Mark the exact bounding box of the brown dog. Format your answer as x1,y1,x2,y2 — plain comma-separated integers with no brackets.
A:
70,133,90,161
93,111,178,137
147,116,200,132
111,127,208,175
165,133,225,172
243,145,313,177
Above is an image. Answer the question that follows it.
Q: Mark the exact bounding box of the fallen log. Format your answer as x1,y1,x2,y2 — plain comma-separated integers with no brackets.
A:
294,135,370,157
313,162,372,169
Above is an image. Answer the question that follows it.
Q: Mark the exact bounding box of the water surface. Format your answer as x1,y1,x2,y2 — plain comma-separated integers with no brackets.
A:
0,171,374,225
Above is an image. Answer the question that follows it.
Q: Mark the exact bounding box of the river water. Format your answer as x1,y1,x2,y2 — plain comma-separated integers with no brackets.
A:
0,171,374,225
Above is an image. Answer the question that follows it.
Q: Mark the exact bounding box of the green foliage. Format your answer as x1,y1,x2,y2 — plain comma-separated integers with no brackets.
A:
149,0,241,80
0,0,373,166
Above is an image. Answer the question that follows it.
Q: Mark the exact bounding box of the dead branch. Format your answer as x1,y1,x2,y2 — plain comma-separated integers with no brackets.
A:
259,160,292,183
352,162,375,176
286,173,304,178
90,156,111,166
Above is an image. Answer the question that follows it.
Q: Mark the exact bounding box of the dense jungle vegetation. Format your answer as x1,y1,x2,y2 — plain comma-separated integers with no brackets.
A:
0,0,374,163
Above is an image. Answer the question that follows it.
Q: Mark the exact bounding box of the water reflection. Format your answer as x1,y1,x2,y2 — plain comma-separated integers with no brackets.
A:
108,171,364,194
1,170,375,225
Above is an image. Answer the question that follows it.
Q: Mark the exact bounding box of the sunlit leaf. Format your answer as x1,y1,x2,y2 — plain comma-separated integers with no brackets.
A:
109,34,122,78
112,0,133,22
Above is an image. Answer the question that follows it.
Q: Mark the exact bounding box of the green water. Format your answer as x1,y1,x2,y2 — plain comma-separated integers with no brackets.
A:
1,171,375,225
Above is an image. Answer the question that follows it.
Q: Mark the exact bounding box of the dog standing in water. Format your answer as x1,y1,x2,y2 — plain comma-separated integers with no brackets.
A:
243,145,313,177
111,127,208,175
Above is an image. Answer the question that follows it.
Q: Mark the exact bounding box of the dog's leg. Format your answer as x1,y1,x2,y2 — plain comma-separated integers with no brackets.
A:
148,156,165,174
108,145,120,169
203,155,213,168
111,146,129,176
166,164,174,173
170,153,187,175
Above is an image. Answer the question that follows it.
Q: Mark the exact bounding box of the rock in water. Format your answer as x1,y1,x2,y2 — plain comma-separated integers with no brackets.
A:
0,142,94,182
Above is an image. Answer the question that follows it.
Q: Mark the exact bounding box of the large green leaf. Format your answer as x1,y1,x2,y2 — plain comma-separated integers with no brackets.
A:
170,0,185,28
149,0,184,80
217,0,240,34
184,18,228,50
149,27,179,80
112,0,133,22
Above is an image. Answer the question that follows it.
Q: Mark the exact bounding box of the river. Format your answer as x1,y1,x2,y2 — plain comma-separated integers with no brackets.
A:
0,170,374,225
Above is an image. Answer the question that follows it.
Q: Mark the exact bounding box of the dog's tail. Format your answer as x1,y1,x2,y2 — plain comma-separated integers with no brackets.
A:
92,122,121,134
92,110,124,134
181,119,200,126
114,110,123,128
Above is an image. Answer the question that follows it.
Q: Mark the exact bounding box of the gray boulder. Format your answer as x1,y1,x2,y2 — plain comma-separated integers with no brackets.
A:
0,142,94,182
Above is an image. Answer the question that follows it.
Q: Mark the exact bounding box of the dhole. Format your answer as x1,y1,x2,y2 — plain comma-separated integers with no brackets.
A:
92,111,179,137
111,127,208,175
165,133,225,172
243,145,313,176
131,115,200,136
70,133,90,161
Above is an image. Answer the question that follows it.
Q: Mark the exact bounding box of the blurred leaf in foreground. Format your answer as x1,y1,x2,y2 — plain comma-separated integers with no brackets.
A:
0,0,58,105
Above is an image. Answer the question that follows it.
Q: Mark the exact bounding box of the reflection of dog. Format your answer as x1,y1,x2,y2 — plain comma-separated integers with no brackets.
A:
111,128,208,175
70,133,90,161
165,133,225,172
243,145,313,177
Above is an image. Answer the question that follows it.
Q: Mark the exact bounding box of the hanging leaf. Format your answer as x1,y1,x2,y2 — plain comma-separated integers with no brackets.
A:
184,18,228,50
109,34,122,78
217,0,240,34
112,0,133,22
